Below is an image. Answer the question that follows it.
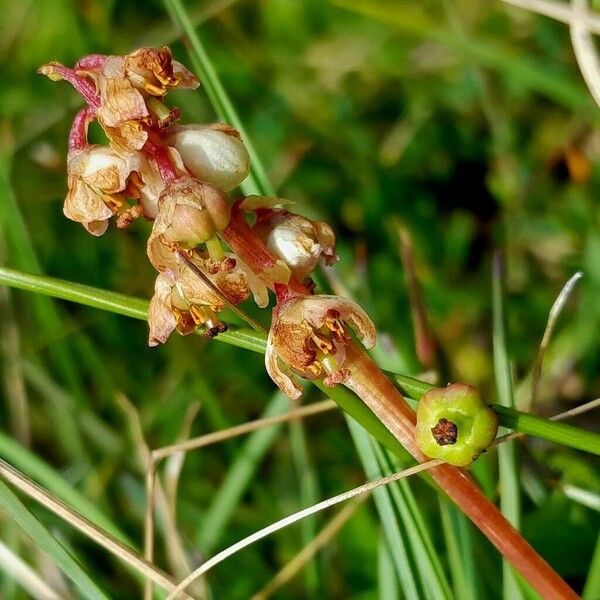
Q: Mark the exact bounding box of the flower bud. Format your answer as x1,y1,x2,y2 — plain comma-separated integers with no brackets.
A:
157,177,231,248
166,124,251,192
415,383,498,467
65,144,140,235
254,209,337,280
265,287,376,399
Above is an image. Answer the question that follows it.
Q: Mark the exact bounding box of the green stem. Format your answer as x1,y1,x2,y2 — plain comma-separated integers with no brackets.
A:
492,405,600,456
1,266,599,458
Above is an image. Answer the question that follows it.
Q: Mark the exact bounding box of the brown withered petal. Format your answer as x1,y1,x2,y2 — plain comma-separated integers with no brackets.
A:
265,335,303,400
147,228,179,272
172,60,200,90
148,272,178,346
148,252,264,345
299,295,376,349
103,121,149,154
96,69,149,128
64,177,114,236
124,47,177,95
64,146,140,235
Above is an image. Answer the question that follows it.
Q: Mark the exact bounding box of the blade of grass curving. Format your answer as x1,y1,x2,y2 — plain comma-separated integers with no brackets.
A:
583,533,600,599
196,391,291,552
346,417,422,600
501,0,600,34
439,498,478,600
2,267,600,455
164,0,275,197
374,445,453,600
0,430,128,543
492,251,524,600
519,272,583,411
0,477,109,600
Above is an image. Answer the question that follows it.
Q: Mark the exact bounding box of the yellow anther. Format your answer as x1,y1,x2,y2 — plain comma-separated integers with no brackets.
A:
311,331,334,354
189,304,207,326
307,362,323,376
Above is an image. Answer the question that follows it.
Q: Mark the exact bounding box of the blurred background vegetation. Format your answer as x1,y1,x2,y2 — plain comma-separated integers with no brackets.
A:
0,0,599,598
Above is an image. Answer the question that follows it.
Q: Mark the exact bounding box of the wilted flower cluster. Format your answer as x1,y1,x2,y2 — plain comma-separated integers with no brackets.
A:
42,46,382,397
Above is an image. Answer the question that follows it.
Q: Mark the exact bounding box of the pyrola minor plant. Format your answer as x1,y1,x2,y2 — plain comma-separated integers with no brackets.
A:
39,47,578,599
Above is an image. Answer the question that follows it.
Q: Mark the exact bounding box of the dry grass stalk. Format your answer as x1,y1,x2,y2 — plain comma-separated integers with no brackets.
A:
250,496,367,600
0,459,196,600
165,459,444,600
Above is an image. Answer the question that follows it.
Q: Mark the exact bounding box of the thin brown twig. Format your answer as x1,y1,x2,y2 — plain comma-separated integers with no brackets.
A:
176,250,267,333
144,399,336,600
250,496,367,600
115,393,198,600
166,459,445,600
151,399,336,462
0,459,196,600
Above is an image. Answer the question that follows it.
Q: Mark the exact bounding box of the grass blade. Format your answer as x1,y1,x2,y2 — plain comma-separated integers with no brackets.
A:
377,532,400,600
583,533,600,600
375,446,453,600
439,499,479,600
0,477,109,600
492,251,524,600
346,418,422,600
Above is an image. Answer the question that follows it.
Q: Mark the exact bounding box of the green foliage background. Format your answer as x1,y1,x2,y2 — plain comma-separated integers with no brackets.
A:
0,0,599,598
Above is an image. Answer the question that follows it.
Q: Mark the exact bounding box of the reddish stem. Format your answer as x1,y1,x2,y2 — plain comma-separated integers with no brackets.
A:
343,342,578,600
221,202,308,294
68,106,96,151
41,64,100,107
143,135,178,184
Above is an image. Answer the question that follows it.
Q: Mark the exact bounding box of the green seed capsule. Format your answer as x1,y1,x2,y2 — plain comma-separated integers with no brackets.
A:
415,383,498,467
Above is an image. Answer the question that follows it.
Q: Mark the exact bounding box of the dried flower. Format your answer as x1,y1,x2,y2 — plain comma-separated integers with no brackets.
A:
252,207,337,280
265,287,376,399
148,252,268,345
65,145,141,235
40,49,199,155
166,124,251,192
147,177,231,270
123,47,198,96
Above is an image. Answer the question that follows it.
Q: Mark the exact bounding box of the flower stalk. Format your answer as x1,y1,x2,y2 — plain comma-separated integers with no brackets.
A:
342,343,578,599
